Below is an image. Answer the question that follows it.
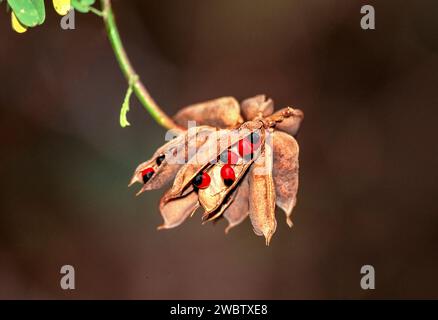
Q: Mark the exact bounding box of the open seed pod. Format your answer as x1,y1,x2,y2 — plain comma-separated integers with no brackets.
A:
129,126,215,195
130,95,303,245
199,128,265,220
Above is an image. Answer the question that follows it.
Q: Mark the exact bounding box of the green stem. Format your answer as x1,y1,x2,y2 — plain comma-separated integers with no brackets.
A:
89,7,104,17
100,0,177,130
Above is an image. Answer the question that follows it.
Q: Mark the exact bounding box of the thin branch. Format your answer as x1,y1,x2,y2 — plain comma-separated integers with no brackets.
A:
100,0,177,130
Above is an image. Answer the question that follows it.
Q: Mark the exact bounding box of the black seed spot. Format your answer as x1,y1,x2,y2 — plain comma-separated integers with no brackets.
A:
193,173,203,187
142,171,154,183
224,178,234,187
156,154,165,166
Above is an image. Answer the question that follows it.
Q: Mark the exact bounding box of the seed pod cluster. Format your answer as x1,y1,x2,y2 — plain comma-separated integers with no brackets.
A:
130,95,303,245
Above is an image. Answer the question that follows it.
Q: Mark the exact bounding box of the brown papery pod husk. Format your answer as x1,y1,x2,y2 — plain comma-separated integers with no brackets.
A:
164,121,264,202
130,126,215,195
241,95,274,121
158,188,199,230
267,107,304,137
272,131,299,227
202,186,236,223
174,96,243,129
223,174,249,233
129,128,184,188
163,129,231,201
198,124,265,215
198,162,247,217
248,133,277,246
199,163,232,216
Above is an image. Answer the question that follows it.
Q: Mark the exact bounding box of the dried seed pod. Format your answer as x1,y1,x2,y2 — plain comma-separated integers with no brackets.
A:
158,189,199,230
129,129,184,191
241,95,274,121
266,107,304,136
272,131,299,227
164,129,231,200
198,128,265,215
174,97,243,129
197,164,237,215
198,160,251,215
248,135,277,245
165,121,264,201
130,127,214,195
130,93,304,245
198,163,229,213
223,175,249,233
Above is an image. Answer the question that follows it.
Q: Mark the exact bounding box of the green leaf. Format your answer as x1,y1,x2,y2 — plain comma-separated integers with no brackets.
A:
33,0,45,23
120,85,133,128
7,0,45,27
71,0,95,13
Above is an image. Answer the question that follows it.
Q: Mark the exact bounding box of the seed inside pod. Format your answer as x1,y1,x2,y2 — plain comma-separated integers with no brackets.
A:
193,171,211,189
238,131,262,160
220,164,236,186
156,154,165,166
130,126,213,193
238,139,253,158
141,168,155,183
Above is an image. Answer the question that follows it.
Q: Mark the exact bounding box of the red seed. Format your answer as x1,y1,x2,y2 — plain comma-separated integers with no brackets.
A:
238,138,253,158
141,167,155,183
193,171,211,189
220,164,236,186
247,132,262,150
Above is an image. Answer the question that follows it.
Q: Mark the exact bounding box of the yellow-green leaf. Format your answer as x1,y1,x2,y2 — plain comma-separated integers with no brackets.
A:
53,0,71,16
120,85,133,128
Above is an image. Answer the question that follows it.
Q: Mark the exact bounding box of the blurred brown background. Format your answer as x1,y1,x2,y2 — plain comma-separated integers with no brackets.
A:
1,0,437,299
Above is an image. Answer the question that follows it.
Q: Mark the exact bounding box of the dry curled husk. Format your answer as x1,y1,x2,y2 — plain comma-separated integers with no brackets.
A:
130,95,303,245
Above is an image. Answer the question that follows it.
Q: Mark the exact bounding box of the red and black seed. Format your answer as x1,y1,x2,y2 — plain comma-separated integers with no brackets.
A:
141,168,155,183
192,171,211,189
220,164,236,186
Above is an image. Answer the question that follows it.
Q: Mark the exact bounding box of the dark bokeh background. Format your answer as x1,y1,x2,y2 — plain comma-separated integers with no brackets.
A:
1,0,437,299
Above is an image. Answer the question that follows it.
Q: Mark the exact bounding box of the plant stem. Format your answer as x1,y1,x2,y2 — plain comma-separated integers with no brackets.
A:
100,0,177,130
